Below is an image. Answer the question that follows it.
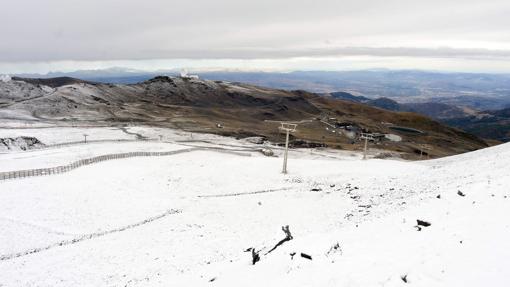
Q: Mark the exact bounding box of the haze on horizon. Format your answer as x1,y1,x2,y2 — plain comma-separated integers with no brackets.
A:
1,0,510,74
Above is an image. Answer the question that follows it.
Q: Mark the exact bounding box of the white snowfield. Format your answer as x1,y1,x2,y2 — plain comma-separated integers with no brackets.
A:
0,127,509,287
0,127,137,144
0,142,187,172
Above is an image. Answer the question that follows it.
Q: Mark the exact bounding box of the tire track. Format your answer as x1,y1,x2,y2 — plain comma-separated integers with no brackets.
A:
0,209,181,262
198,187,293,198
0,217,80,236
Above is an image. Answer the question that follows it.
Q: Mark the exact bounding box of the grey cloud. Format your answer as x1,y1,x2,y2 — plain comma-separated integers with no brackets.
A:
3,46,508,62
139,47,510,60
0,0,509,67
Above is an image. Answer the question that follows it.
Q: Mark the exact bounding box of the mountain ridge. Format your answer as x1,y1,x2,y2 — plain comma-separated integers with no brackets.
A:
0,76,489,158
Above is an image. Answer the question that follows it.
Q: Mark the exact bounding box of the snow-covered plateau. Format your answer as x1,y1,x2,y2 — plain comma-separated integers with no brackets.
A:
0,126,508,287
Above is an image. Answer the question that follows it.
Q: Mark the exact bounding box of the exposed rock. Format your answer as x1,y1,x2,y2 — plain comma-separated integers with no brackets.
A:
0,137,45,151
266,225,293,255
244,136,265,144
401,274,408,283
260,148,274,157
416,219,431,227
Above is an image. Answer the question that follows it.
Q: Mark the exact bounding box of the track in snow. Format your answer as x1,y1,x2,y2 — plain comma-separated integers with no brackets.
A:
0,209,181,262
198,187,293,198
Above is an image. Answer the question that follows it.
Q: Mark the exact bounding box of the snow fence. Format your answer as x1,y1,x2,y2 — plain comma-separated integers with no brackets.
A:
0,147,251,181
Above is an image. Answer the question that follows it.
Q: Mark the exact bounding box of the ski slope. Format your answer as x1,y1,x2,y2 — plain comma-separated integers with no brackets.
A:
0,127,508,287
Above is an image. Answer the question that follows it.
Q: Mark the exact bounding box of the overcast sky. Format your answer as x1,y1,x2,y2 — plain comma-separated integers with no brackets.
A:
1,0,510,74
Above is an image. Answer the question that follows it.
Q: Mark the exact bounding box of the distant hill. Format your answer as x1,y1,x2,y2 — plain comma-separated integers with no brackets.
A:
329,91,508,142
367,97,402,111
325,92,473,120
11,76,90,88
404,102,472,119
325,91,507,141
329,92,370,102
444,108,510,142
0,76,489,158
14,69,510,110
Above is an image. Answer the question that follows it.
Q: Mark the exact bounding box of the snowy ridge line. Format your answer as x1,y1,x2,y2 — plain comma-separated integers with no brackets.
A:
0,138,154,155
43,138,151,148
176,140,261,150
198,187,293,198
0,147,252,181
184,144,257,155
198,147,254,156
0,209,181,262
176,139,287,151
176,139,356,158
29,138,156,153
0,124,113,129
308,150,354,160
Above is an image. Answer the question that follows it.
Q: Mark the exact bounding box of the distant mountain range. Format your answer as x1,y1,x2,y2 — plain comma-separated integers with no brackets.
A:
14,68,172,85
199,70,510,110
13,68,510,111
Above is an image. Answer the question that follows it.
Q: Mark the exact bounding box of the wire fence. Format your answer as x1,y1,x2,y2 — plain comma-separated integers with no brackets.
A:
0,147,252,181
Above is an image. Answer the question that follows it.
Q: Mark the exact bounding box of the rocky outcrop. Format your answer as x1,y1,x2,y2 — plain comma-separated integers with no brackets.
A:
0,137,45,151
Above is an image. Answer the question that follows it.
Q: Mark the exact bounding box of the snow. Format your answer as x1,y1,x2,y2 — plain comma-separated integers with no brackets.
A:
0,126,509,286
0,75,10,82
0,141,186,171
0,109,38,121
0,127,136,145
385,133,402,142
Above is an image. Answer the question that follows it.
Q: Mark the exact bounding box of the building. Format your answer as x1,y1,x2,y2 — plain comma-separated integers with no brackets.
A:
180,69,199,80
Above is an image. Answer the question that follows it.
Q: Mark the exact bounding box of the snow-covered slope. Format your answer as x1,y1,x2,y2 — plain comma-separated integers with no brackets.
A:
0,127,508,286
0,79,53,104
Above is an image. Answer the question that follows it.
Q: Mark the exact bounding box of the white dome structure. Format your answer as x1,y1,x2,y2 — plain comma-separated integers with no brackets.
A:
0,74,11,82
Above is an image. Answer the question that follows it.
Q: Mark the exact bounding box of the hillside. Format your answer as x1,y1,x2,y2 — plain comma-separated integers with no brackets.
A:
22,70,510,111
328,92,474,119
326,91,509,142
0,126,508,286
444,108,510,142
0,76,489,158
